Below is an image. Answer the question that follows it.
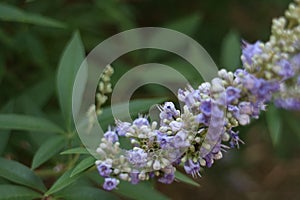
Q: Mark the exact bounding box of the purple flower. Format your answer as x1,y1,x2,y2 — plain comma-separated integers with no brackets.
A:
130,171,140,184
169,121,183,132
104,128,118,143
172,130,190,148
116,121,131,136
97,162,112,177
229,130,244,148
157,133,172,149
133,117,149,127
184,159,201,177
241,40,262,65
159,102,179,122
277,59,294,79
252,102,266,118
200,100,211,116
178,87,199,109
127,148,148,168
211,104,224,119
195,113,209,125
158,172,175,184
275,98,300,110
242,74,259,92
291,53,300,70
226,86,241,104
228,105,240,118
238,102,253,115
204,153,213,168
103,178,119,190
256,80,280,101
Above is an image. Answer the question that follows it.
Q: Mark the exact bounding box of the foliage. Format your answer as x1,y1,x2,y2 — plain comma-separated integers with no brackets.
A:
0,0,298,200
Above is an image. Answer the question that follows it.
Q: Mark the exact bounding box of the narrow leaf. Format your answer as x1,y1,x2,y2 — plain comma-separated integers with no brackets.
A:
71,157,96,177
57,31,85,131
46,169,80,195
266,105,282,146
0,158,46,192
0,184,42,200
175,171,200,187
220,30,241,71
60,147,89,155
0,3,66,28
31,135,66,169
0,114,64,133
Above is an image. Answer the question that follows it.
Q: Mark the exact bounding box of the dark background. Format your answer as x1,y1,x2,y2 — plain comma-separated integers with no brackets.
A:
1,0,300,200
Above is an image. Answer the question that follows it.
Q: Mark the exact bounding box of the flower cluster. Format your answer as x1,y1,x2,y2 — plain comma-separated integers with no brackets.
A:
94,0,300,191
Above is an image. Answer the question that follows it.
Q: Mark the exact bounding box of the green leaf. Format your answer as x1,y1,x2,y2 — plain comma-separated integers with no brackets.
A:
175,171,200,187
0,184,42,200
46,169,80,195
0,158,46,192
58,186,119,200
266,105,282,146
57,31,85,131
0,3,66,28
31,135,66,169
71,157,96,177
0,100,15,155
60,147,89,155
98,98,166,128
115,181,169,200
220,30,241,71
0,114,64,133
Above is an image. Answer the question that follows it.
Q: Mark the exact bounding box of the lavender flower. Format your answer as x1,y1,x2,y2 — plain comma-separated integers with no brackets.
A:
133,116,150,127
103,178,119,191
226,86,241,104
127,148,148,168
277,59,294,79
241,40,262,65
200,100,211,116
116,121,131,136
130,171,140,184
158,173,175,184
171,130,190,148
275,98,300,110
184,159,201,177
97,162,112,177
104,128,118,143
157,133,172,148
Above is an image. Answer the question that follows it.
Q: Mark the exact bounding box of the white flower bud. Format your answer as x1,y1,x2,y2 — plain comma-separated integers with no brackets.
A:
153,160,161,170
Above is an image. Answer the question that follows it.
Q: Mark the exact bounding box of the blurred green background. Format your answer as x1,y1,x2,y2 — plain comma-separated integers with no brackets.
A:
1,0,300,200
